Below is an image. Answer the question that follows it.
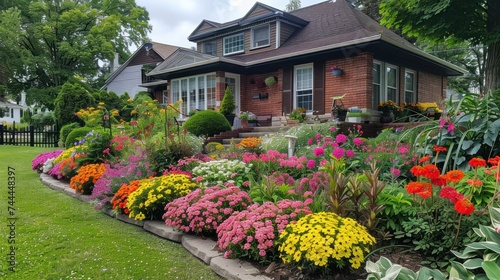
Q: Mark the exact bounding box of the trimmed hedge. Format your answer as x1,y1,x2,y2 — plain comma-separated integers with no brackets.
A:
182,110,231,137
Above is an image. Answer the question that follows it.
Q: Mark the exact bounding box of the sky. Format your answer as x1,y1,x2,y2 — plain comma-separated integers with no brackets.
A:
135,0,323,50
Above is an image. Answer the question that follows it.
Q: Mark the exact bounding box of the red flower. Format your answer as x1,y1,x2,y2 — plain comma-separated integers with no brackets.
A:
488,156,500,166
422,164,440,180
469,158,487,168
440,186,463,203
433,145,447,153
410,165,425,177
454,199,474,216
431,175,447,187
417,183,432,199
444,170,465,183
406,181,424,194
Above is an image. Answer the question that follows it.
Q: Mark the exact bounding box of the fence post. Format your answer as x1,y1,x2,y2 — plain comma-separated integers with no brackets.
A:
30,125,35,147
11,121,15,145
0,124,3,145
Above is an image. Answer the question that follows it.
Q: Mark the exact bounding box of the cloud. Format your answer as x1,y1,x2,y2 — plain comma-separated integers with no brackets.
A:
136,0,320,49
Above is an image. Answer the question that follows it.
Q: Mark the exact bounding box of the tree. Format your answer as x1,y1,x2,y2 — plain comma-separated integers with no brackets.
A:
0,0,151,109
285,0,301,12
380,0,500,92
53,82,96,127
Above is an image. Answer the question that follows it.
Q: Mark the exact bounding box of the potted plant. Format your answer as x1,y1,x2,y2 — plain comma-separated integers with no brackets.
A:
346,112,371,123
288,107,307,126
240,111,249,128
219,86,236,126
330,66,343,76
264,76,277,86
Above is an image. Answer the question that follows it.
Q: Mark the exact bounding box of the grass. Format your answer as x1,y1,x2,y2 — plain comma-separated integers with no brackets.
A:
0,146,222,279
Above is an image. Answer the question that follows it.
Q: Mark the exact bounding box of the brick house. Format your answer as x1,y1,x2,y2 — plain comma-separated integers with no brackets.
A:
144,0,464,123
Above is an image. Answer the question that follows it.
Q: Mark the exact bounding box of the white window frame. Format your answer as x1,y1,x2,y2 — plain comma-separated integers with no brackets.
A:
373,60,400,107
404,70,417,103
223,33,244,56
251,25,270,49
170,74,217,118
294,63,314,112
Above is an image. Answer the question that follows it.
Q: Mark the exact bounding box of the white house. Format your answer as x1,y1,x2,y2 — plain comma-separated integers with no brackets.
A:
0,99,25,124
101,42,180,99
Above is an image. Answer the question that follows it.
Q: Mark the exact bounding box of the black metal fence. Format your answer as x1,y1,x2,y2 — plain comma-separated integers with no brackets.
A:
0,122,59,148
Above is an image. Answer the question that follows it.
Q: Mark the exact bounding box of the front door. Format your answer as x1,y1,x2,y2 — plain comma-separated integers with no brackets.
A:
225,73,240,115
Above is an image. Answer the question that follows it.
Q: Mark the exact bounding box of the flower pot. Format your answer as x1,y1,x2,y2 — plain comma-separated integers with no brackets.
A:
287,119,300,126
241,120,249,128
224,114,236,126
332,69,343,76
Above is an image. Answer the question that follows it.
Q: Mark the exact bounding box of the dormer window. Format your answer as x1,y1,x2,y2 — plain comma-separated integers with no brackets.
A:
203,40,217,56
223,33,244,55
251,25,270,48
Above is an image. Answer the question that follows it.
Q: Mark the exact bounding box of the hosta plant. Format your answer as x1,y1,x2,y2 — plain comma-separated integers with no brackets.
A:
277,212,376,276
216,200,312,263
365,256,446,280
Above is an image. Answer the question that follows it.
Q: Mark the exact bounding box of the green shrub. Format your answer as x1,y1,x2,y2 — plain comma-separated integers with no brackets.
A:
65,126,94,148
219,86,235,115
53,82,96,127
31,111,56,126
59,122,81,147
182,110,231,137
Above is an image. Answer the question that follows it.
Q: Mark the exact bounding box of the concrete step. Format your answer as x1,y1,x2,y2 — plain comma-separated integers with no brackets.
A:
222,138,244,144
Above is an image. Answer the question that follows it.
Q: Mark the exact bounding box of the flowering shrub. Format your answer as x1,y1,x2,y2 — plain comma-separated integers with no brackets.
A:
69,163,106,194
32,150,63,173
187,186,252,235
53,146,80,164
192,159,252,187
278,212,376,275
217,200,312,263
236,137,262,153
111,180,143,215
127,174,197,221
163,187,208,232
90,152,153,209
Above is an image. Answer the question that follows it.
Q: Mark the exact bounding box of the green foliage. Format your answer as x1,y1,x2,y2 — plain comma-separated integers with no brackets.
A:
30,111,55,126
450,207,500,280
248,177,299,204
0,0,151,109
219,86,236,116
59,122,81,147
65,126,94,148
408,91,500,171
366,256,446,280
182,110,231,137
54,82,96,127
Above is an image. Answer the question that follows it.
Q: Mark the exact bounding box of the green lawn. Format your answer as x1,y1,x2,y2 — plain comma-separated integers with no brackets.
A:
0,146,221,279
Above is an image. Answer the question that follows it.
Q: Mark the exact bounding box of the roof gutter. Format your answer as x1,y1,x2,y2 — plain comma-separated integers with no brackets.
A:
379,35,467,76
147,57,246,76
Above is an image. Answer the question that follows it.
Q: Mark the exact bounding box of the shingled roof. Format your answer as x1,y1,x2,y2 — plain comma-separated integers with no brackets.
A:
150,0,464,78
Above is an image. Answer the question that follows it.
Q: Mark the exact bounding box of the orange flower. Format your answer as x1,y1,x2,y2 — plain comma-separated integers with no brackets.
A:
469,158,486,168
444,170,465,183
467,179,483,187
433,145,447,153
418,155,431,164
431,175,447,187
410,165,425,177
454,199,474,216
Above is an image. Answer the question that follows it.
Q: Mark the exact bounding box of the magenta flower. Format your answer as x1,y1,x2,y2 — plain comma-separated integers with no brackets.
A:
335,134,348,144
313,147,325,157
332,147,345,159
390,167,401,177
346,149,355,158
353,138,364,147
307,160,316,169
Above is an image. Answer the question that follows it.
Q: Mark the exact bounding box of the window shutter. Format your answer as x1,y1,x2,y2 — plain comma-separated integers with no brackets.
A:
282,67,293,114
313,61,325,114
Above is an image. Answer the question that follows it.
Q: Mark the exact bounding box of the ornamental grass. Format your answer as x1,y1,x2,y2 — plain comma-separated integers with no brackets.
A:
278,212,376,275
69,163,106,194
216,200,312,263
127,174,198,221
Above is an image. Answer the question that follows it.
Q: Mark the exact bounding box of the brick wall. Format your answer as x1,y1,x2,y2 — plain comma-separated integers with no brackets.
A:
418,72,447,107
325,52,373,112
241,71,282,116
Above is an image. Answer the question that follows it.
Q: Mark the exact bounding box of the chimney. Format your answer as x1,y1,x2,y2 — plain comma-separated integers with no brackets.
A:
112,53,120,72
20,91,26,106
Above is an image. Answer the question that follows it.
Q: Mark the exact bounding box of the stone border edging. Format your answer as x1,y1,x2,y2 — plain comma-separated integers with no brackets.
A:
39,174,272,280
